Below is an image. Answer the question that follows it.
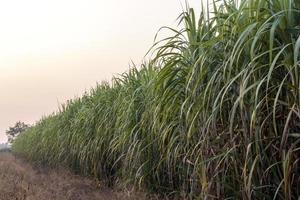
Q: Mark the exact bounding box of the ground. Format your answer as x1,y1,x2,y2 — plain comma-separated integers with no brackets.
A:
0,152,148,200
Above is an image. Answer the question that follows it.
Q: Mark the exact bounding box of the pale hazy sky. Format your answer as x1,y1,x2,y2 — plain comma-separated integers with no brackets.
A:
0,0,202,143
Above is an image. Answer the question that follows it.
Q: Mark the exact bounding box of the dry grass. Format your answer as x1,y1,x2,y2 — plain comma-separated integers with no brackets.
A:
0,152,147,200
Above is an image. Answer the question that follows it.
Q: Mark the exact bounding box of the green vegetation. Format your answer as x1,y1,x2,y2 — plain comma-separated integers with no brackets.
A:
6,121,30,143
12,0,300,199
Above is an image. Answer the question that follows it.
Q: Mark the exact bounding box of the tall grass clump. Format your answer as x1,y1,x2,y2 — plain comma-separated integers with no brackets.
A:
13,0,300,199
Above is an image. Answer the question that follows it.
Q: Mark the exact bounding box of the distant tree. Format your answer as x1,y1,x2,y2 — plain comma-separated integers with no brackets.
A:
6,121,30,143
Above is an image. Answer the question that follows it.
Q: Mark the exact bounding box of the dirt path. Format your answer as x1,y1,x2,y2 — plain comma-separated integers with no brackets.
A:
0,152,147,200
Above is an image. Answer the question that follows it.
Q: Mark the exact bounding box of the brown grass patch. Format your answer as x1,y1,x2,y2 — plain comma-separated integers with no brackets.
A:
0,152,148,200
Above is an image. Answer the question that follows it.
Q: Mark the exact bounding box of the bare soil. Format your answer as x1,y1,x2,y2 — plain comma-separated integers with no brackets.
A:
0,152,147,200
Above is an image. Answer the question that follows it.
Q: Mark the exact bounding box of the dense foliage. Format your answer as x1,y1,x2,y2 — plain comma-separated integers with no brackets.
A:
6,121,30,143
13,0,300,199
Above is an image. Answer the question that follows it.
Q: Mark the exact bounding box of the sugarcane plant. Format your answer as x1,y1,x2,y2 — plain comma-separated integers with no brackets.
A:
13,0,300,199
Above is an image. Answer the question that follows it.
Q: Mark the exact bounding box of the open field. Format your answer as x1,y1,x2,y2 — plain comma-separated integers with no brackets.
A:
0,152,147,200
